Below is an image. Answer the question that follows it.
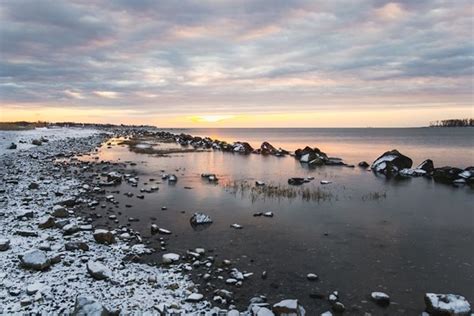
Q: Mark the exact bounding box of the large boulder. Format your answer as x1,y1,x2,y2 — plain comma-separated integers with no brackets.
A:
371,149,412,175
72,296,110,316
433,167,463,184
233,142,254,154
260,142,277,155
417,159,435,174
295,146,328,165
424,293,471,315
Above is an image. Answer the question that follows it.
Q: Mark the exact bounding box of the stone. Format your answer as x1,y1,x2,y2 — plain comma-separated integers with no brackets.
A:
424,293,471,315
186,293,204,302
162,253,180,264
190,212,213,225
371,149,413,175
371,292,390,307
307,273,318,281
87,261,112,280
93,229,116,244
65,242,90,252
417,159,435,173
0,238,10,251
63,223,80,235
20,249,51,271
433,167,464,184
73,295,110,315
288,177,305,185
38,216,56,229
273,299,305,316
17,209,35,220
52,205,68,218
358,161,370,168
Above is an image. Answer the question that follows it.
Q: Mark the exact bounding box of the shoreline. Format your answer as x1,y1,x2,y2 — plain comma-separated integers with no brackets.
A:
1,126,472,315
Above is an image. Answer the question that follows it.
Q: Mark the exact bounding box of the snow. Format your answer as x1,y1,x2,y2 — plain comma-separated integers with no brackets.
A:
190,212,213,225
425,293,471,315
162,253,180,264
273,299,298,310
371,154,397,172
458,170,471,179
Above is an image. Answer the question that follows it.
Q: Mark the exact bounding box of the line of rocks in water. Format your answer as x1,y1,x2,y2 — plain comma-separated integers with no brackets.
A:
368,149,473,187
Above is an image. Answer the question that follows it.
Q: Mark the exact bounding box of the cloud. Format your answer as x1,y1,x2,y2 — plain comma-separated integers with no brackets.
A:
0,0,472,126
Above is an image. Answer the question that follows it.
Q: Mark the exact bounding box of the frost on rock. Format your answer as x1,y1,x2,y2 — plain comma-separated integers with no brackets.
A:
162,253,180,264
272,299,306,316
87,261,113,280
20,249,51,271
424,293,471,315
371,149,413,175
190,212,213,225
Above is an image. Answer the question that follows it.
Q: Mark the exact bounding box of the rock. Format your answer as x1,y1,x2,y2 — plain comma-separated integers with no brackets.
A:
256,181,266,186
162,253,180,264
26,282,44,295
87,261,112,280
16,209,34,220
433,167,464,184
288,178,305,185
168,174,178,183
63,223,80,235
65,242,90,252
371,149,413,175
233,142,253,154
19,249,51,271
230,223,243,229
28,182,39,190
186,293,204,302
417,159,435,173
358,161,370,168
320,180,331,184
32,139,42,146
190,212,213,225
273,299,305,316
106,172,122,184
371,292,390,307
424,293,471,315
0,238,10,251
295,146,328,165
52,205,68,218
306,273,318,281
73,295,110,316
7,142,17,150
260,141,281,155
93,229,116,244
332,302,345,313
263,212,274,217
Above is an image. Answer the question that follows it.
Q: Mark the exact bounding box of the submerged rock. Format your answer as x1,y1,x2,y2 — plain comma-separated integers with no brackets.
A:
424,293,471,315
417,159,435,174
371,149,413,175
288,178,305,185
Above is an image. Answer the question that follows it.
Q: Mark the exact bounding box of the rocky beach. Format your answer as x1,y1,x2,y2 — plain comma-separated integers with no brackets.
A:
0,126,472,315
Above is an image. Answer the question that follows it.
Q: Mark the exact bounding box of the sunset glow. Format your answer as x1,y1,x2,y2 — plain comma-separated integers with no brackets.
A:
0,1,472,126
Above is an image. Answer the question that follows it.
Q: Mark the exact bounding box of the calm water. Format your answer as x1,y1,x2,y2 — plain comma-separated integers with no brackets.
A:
81,128,473,315
166,128,474,168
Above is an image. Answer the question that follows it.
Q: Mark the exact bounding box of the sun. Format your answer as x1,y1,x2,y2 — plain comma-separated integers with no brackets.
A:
190,115,235,123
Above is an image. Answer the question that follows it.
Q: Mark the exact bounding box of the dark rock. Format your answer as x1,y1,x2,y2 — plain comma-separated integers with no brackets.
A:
371,149,413,175
433,167,463,184
28,182,39,190
288,177,305,185
65,242,89,252
0,238,10,251
358,161,370,168
417,159,435,174
31,139,42,146
371,292,390,307
38,217,56,229
7,142,17,150
93,229,116,244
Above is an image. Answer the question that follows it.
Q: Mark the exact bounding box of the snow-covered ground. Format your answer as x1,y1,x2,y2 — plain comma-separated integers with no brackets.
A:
0,127,101,156
0,129,214,314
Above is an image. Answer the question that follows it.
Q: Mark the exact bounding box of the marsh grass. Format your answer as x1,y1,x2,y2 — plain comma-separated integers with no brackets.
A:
223,180,334,203
361,191,387,201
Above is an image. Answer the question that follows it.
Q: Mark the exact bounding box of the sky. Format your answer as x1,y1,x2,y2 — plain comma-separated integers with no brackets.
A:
0,0,473,127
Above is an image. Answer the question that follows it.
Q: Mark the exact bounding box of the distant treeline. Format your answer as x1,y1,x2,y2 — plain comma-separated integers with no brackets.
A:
429,118,473,127
0,121,156,130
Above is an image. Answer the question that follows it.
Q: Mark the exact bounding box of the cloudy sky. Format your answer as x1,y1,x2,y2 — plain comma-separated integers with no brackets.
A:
0,0,472,127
